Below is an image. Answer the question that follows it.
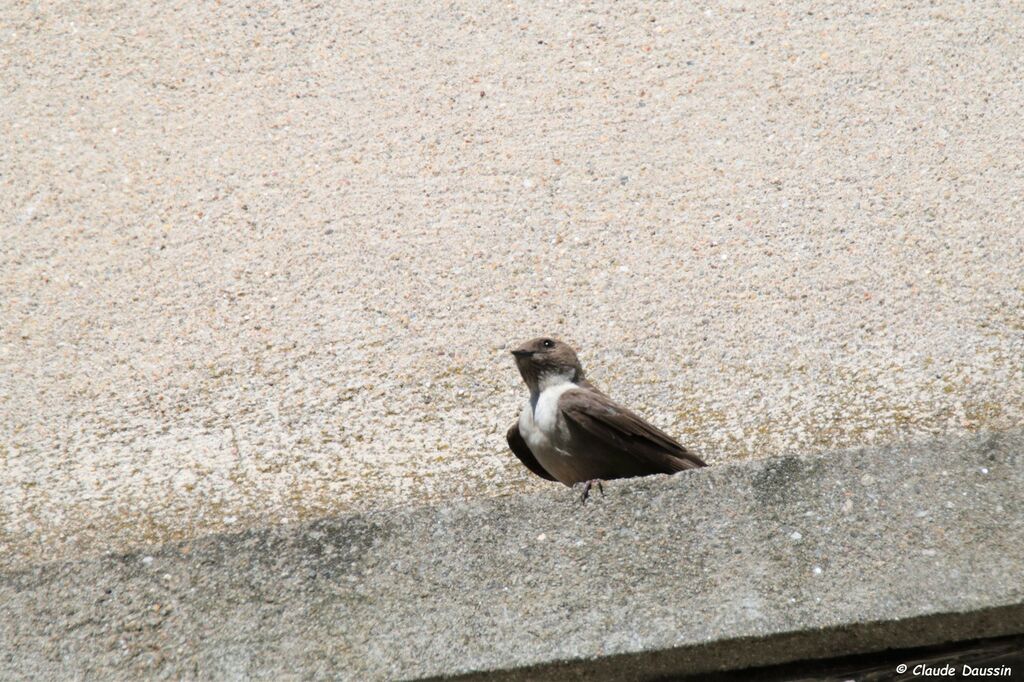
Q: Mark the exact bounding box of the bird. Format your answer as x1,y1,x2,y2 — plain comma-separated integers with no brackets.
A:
506,337,706,502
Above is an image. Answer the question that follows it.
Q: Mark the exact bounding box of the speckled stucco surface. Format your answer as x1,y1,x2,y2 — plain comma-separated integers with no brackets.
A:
2,1,1023,567
1,431,1021,680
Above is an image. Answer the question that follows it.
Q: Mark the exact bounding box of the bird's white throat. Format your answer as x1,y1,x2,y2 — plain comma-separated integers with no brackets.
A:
536,369,577,394
528,374,578,437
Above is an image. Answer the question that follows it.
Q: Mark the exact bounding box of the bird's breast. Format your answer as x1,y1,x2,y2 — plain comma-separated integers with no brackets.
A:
520,382,577,455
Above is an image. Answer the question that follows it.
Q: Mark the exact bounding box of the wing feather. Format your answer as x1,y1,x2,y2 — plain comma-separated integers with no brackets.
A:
559,389,706,474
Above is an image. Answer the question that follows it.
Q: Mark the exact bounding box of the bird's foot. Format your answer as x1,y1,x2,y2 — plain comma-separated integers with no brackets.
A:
578,479,605,505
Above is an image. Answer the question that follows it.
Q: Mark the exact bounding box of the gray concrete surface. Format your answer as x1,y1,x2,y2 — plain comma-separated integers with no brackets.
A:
2,1,1023,568
1,430,1021,680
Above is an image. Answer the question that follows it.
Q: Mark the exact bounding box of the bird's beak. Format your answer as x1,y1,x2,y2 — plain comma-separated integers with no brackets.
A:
510,348,533,358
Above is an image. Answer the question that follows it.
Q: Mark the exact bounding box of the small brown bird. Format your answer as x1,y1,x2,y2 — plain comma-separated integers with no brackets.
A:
506,337,706,502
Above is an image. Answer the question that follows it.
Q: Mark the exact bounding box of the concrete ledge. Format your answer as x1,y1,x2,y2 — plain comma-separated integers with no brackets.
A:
2,430,1022,680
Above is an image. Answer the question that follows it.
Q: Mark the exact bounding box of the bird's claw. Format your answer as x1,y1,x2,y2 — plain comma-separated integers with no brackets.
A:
578,479,605,505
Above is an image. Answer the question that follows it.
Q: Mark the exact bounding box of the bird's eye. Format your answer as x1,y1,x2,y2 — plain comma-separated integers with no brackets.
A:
542,339,555,348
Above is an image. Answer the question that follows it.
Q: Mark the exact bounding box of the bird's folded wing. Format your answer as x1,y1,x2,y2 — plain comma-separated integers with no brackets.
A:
559,389,706,472
506,423,556,481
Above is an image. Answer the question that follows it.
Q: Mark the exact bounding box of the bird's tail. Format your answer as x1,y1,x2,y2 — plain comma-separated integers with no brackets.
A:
670,448,707,470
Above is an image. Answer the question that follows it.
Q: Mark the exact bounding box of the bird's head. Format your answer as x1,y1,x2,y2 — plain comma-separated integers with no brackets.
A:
510,337,584,393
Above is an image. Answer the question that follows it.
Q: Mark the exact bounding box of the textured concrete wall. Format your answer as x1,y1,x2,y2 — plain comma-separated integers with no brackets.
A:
3,0,1024,570
2,431,1020,680
3,2,1022,676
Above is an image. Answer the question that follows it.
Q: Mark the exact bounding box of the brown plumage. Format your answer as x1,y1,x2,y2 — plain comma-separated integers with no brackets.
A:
506,337,705,498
